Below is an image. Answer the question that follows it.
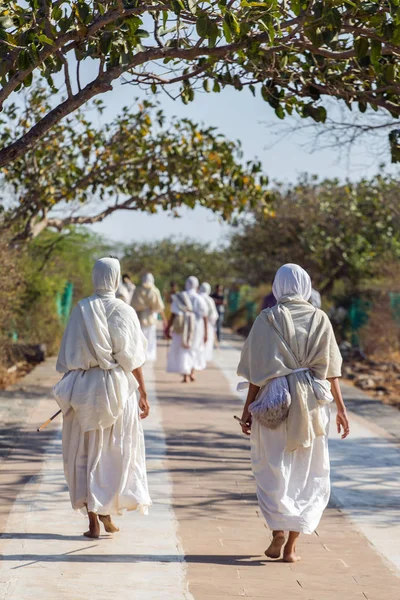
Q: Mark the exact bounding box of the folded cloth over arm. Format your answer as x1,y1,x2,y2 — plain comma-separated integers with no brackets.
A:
237,299,342,451
54,295,147,432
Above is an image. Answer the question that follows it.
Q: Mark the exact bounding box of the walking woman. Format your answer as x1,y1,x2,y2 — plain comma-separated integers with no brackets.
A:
199,282,219,362
166,276,208,382
132,272,166,362
54,257,152,538
237,264,349,562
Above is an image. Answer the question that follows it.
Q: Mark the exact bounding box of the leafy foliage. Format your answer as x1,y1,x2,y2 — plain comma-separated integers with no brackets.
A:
15,227,111,353
1,1,400,165
121,238,230,290
1,86,267,240
229,174,400,291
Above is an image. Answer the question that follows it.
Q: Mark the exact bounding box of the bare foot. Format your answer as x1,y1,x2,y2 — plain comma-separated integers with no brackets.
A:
84,510,100,538
83,525,100,539
99,515,119,533
182,376,188,383
283,551,301,563
189,374,196,382
265,534,285,559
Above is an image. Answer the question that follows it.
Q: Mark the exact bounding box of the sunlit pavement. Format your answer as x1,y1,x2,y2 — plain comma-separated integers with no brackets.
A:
0,335,399,599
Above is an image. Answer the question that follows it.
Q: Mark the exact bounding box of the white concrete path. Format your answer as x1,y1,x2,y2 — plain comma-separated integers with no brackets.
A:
0,363,194,600
215,339,400,575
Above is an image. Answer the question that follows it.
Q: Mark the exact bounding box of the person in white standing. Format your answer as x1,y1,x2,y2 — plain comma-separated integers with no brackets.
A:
132,273,166,362
166,276,208,383
53,257,152,538
237,263,349,562
116,272,136,304
199,282,219,362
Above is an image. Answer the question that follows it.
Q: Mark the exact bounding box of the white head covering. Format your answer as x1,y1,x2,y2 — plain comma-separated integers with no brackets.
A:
92,257,120,295
199,282,211,295
185,276,199,292
142,272,155,286
272,263,312,302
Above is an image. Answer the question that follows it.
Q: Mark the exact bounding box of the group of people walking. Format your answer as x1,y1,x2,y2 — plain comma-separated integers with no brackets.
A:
117,271,222,383
53,257,349,562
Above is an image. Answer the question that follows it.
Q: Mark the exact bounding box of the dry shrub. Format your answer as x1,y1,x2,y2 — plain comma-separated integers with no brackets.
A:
359,261,400,361
359,296,400,361
0,238,24,375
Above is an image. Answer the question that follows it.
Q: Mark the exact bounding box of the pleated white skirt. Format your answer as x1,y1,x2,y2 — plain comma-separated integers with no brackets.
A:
142,323,157,362
250,405,330,534
62,389,152,516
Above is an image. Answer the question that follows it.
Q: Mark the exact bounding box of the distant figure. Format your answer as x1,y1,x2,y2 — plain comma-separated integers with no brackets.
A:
166,276,208,383
261,291,277,311
116,273,135,304
210,284,226,342
53,258,151,538
132,273,166,362
166,281,178,305
309,288,322,309
199,282,219,362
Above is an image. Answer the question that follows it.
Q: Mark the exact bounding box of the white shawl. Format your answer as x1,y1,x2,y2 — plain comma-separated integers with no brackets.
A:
238,264,342,451
132,273,165,327
54,258,147,432
200,282,219,325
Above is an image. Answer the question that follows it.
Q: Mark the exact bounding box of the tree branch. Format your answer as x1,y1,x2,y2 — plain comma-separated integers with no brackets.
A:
0,4,168,109
0,36,282,167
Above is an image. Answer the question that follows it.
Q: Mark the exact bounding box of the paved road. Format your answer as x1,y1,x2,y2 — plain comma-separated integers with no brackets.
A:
0,336,399,599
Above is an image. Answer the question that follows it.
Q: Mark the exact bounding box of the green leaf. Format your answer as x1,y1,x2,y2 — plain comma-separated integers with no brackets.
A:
196,14,209,38
135,29,150,38
223,20,232,43
370,39,382,67
354,36,369,60
77,3,90,23
51,6,63,20
38,34,55,46
99,32,113,55
275,105,285,119
23,72,33,88
224,12,240,37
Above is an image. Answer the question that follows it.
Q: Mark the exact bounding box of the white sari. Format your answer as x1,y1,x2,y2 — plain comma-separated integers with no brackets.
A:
200,282,219,362
237,264,342,534
167,277,208,375
54,258,152,516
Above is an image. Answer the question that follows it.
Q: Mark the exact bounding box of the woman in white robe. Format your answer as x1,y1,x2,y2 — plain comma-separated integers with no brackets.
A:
54,257,152,538
199,282,219,362
237,264,349,562
166,276,208,382
132,273,166,362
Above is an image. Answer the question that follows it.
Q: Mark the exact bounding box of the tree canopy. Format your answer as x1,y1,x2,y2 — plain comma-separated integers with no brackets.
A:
1,86,267,241
229,174,400,291
122,238,229,287
1,1,400,166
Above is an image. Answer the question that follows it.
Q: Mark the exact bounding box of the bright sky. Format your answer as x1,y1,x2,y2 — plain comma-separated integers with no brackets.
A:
83,72,393,247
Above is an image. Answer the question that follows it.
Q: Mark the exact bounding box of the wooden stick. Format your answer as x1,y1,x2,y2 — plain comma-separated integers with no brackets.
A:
37,409,62,432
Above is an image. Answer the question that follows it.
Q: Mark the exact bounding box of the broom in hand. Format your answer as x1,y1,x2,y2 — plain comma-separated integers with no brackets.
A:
37,409,61,432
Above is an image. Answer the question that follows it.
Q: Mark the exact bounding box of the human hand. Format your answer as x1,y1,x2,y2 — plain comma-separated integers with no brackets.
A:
204,333,208,344
139,392,150,419
240,411,252,435
336,409,349,439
